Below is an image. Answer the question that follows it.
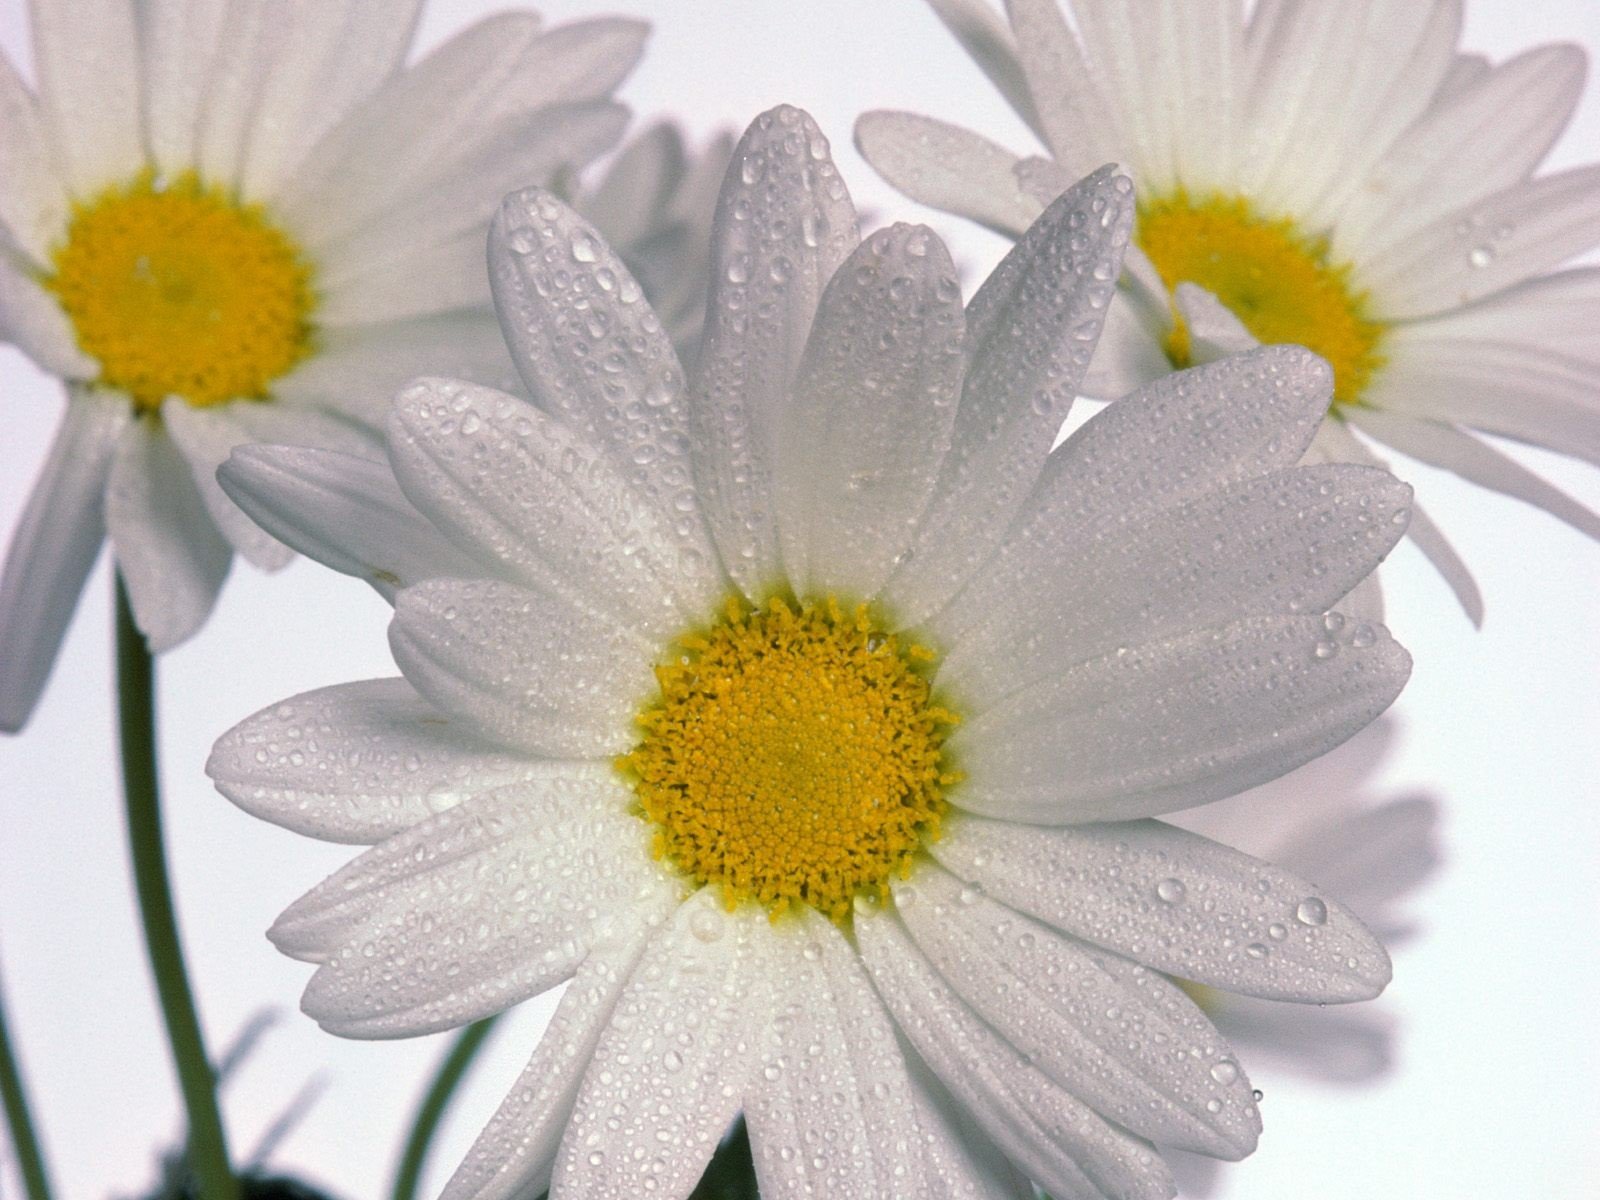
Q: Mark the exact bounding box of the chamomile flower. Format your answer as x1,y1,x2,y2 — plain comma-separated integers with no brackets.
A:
211,108,1413,1200
0,0,645,729
857,0,1600,622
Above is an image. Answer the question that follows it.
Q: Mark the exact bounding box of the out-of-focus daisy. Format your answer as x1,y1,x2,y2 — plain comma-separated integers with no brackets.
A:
1165,717,1441,1196
857,0,1600,623
0,0,645,729
211,107,1413,1200
578,121,733,364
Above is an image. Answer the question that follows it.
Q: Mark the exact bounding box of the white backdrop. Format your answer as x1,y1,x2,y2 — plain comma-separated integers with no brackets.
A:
1,1,1597,1198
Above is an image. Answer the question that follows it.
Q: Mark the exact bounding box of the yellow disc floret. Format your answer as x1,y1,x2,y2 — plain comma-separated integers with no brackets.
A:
1138,192,1386,407
619,595,961,921
46,171,316,412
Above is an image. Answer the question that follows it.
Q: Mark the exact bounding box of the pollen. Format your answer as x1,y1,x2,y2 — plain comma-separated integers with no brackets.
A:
618,595,961,922
45,171,317,412
1138,192,1386,407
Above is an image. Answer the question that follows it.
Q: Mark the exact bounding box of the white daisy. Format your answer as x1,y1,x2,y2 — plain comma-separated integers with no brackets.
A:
0,0,646,730
857,0,1600,624
209,107,1414,1200
1165,717,1441,1196
578,121,734,365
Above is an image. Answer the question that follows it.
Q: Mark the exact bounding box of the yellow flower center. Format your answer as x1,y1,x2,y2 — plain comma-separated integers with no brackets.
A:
619,595,961,921
1137,192,1385,407
45,171,317,412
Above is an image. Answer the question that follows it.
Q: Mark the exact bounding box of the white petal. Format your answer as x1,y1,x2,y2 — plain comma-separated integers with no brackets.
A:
774,223,965,597
387,379,707,637
105,417,231,653
578,122,687,250
853,111,1039,237
317,231,488,328
486,189,720,611
937,463,1413,702
476,16,647,116
162,402,376,571
207,677,561,844
0,388,126,731
1003,0,1128,182
1310,416,1484,624
0,259,95,379
856,902,1173,1200
1335,44,1586,260
217,445,485,600
1367,268,1600,466
0,51,69,265
191,0,294,189
903,1052,1037,1200
440,935,649,1200
931,816,1393,1001
883,167,1133,626
897,865,1259,1157
30,0,142,195
273,311,521,429
1174,282,1259,362
388,578,651,758
1364,164,1600,320
946,613,1411,823
1352,408,1600,543
745,910,942,1199
552,890,775,1200
141,0,226,176
926,0,1043,140
690,105,859,597
272,775,673,1036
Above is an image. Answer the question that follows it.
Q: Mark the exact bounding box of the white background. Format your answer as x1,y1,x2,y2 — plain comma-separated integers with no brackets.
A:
1,1,1597,1198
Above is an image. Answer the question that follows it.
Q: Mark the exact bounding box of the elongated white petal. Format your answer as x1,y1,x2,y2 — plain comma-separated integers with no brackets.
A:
898,865,1259,1157
208,677,562,844
273,777,673,1036
947,613,1411,823
0,52,68,265
1174,282,1258,362
387,378,709,636
931,817,1393,1001
552,891,776,1200
857,903,1174,1200
0,261,95,379
481,16,647,116
1353,409,1600,543
142,0,226,175
904,1052,1037,1200
30,0,142,195
273,311,520,429
579,123,687,249
938,463,1413,700
927,0,1043,140
218,445,485,600
775,223,965,597
884,167,1132,625
487,190,721,611
105,418,231,653
318,232,487,327
854,111,1039,237
691,105,859,596
0,389,126,731
389,578,652,758
1004,0,1127,181
440,934,650,1200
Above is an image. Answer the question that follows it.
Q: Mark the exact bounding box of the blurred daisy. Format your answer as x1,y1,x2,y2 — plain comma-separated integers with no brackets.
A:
211,107,1413,1200
1165,717,1441,1196
578,121,733,364
0,0,645,729
858,0,1600,623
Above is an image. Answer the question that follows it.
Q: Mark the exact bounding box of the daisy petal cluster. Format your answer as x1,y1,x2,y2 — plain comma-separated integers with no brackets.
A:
211,106,1414,1199
858,0,1600,622
0,0,646,729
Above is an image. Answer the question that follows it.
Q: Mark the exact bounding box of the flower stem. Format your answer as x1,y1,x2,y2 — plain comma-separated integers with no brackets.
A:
391,1015,499,1200
0,958,53,1200
115,574,237,1200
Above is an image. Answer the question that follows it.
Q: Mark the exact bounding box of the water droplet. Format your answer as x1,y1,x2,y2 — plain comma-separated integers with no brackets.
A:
1245,942,1269,960
689,908,725,942
1155,878,1187,905
1210,1060,1239,1085
1468,245,1494,268
571,232,599,263
1295,897,1328,926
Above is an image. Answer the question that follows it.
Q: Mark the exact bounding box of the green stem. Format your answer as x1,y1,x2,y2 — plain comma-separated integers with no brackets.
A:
0,959,53,1200
391,1015,499,1200
115,575,237,1200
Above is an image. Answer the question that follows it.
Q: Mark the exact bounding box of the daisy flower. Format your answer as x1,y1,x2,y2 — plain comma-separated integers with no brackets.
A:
210,107,1414,1200
578,121,734,364
857,0,1600,623
0,0,646,730
1165,717,1441,1196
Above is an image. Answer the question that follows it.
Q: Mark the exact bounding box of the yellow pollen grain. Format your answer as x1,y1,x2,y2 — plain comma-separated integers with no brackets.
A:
1138,191,1386,408
45,171,316,412
617,595,960,922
